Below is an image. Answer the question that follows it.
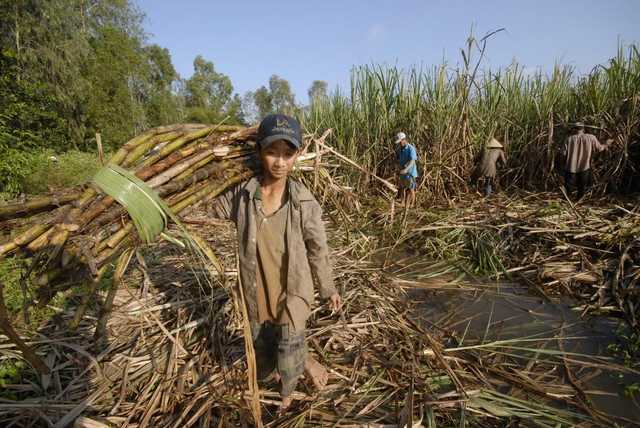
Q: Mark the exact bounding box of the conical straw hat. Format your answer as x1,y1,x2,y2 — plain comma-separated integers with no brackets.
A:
486,138,503,148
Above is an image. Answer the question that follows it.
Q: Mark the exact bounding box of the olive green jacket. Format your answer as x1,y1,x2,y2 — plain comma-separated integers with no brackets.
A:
212,175,336,332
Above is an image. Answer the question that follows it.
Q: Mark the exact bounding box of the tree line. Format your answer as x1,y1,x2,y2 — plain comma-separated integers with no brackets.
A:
0,0,328,195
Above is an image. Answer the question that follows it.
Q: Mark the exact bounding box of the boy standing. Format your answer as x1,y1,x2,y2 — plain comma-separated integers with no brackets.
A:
213,114,342,413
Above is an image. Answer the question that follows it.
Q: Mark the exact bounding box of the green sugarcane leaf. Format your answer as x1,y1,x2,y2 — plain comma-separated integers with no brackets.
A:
91,163,168,244
90,163,224,277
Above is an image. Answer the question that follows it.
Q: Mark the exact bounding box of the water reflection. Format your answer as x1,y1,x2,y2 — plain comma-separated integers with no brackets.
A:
408,280,640,424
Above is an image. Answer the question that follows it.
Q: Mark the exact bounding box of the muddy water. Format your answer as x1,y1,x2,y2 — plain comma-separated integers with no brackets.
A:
407,280,640,424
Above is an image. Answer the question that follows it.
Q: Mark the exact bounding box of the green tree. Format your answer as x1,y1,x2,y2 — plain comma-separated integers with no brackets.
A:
0,0,153,151
0,43,66,195
308,80,328,103
0,0,183,194
184,55,242,125
0,0,90,150
243,74,297,121
268,74,296,115
241,90,261,125
143,44,182,126
254,86,273,120
82,25,148,150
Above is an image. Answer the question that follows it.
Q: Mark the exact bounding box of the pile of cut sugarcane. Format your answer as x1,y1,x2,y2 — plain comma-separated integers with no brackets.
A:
0,123,342,375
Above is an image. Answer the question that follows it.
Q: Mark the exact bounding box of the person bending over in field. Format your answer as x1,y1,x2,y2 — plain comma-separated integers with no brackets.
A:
212,114,342,415
468,138,506,197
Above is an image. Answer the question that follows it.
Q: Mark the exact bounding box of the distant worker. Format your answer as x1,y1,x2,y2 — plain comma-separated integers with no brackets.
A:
394,132,418,207
562,122,613,201
468,138,506,197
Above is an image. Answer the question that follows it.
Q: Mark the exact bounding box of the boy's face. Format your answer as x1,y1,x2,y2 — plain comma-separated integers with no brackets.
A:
258,139,300,180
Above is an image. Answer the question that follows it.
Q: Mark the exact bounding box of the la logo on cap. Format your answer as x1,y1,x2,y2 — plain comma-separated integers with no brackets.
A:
276,117,292,130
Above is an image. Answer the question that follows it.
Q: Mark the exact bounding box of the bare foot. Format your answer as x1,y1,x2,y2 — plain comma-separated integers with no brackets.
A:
276,396,292,418
305,354,329,390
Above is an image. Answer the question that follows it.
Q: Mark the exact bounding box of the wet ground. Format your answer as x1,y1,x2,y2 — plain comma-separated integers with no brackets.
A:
408,280,640,424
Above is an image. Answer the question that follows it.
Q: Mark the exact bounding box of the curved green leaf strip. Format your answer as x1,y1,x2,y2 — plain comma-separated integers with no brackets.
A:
91,163,168,244
91,163,224,277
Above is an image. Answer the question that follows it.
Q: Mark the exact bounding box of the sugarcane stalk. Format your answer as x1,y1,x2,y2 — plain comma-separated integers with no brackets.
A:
93,236,135,272
67,195,117,233
104,222,136,251
85,205,128,231
201,170,257,202
0,191,82,221
157,166,225,198
0,223,53,259
164,178,220,212
173,153,229,182
68,264,109,329
33,266,62,287
145,148,219,189
108,124,209,166
94,247,134,341
217,147,256,161
61,240,91,268
0,242,17,260
133,126,216,172
130,138,209,182
207,124,257,143
174,170,256,217
25,226,56,253
46,228,71,263
119,131,187,169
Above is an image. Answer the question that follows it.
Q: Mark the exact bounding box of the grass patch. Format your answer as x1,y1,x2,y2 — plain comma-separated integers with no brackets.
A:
18,150,111,196
0,256,94,330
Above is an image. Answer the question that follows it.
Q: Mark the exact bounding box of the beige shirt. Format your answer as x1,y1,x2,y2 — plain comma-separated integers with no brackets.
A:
213,175,337,333
254,189,291,325
562,132,608,173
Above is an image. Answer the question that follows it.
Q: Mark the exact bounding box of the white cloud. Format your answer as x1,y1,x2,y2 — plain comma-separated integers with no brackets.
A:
368,23,386,41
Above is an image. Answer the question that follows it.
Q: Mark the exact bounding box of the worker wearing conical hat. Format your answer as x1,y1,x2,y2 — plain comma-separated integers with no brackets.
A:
468,138,506,197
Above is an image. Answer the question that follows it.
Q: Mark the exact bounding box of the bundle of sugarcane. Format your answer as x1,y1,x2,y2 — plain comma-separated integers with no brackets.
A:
0,123,344,374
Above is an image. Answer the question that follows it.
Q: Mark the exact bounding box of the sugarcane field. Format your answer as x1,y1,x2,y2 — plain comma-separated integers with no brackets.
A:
1,6,640,426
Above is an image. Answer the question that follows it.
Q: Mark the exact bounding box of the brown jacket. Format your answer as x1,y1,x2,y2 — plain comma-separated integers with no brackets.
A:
212,175,336,332
562,132,607,173
473,148,506,178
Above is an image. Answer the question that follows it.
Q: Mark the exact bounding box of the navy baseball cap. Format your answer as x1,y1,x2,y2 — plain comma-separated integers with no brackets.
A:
257,114,302,149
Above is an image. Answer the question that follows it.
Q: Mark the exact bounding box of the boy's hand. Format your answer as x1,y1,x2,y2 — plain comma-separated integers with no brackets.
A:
328,293,342,313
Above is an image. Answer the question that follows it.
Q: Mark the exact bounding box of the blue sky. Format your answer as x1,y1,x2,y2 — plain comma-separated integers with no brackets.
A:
134,0,639,105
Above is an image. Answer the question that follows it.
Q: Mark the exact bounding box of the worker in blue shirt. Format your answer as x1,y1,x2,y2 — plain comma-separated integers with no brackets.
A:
394,132,418,207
